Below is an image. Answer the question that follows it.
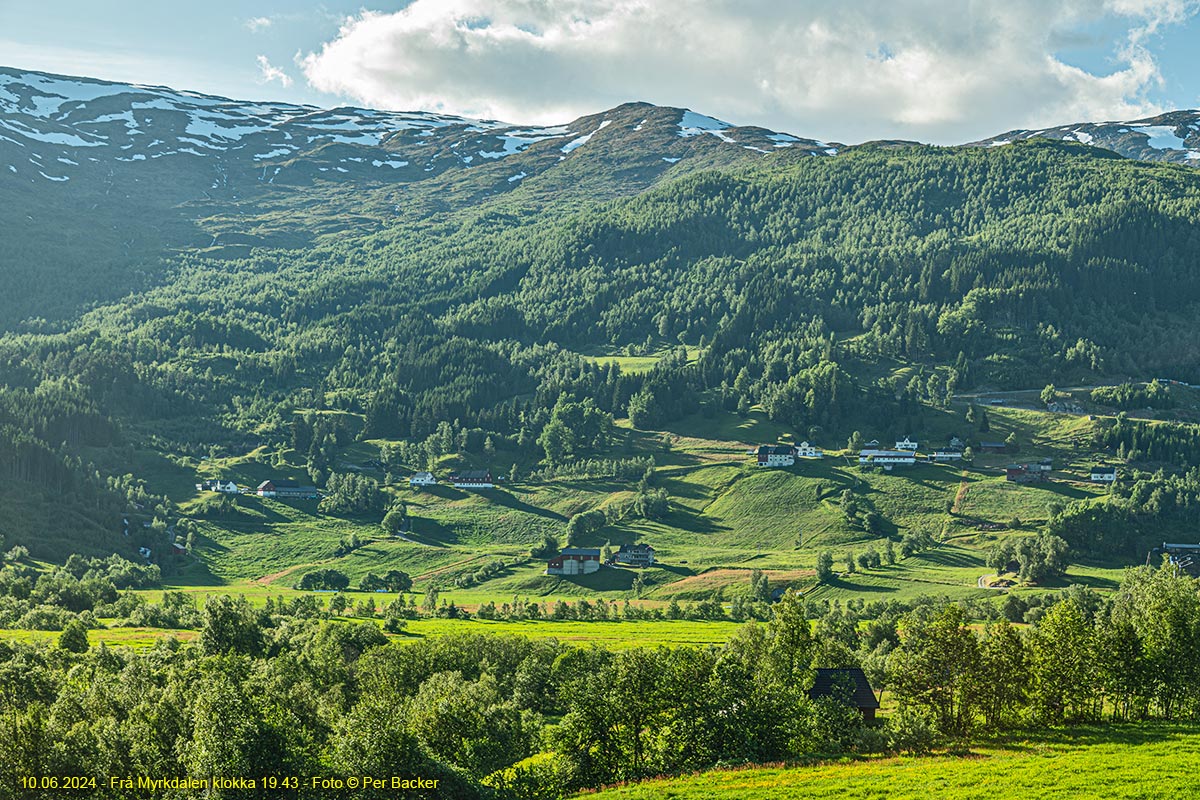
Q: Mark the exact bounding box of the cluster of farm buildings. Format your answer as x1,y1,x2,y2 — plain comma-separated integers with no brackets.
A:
408,470,496,488
196,470,504,498
755,437,1118,483
196,479,320,498
545,543,657,575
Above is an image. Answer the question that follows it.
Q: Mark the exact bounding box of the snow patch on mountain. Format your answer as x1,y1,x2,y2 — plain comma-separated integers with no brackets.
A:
678,110,731,137
1137,125,1187,151
561,120,611,154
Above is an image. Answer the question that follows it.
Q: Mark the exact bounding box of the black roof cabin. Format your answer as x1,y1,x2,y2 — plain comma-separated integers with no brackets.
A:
809,668,881,720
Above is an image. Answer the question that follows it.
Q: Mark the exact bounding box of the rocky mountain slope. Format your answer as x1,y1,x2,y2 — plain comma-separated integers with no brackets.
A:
971,110,1200,165
0,67,837,192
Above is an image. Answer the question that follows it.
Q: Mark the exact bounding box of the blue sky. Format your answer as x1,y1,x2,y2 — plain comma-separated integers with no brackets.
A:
2,1,1198,143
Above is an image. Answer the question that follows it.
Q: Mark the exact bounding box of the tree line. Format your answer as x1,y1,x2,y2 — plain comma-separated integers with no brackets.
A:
2,563,1198,799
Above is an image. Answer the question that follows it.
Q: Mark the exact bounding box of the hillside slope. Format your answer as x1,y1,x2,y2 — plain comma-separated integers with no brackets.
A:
5,69,1200,591
0,67,834,326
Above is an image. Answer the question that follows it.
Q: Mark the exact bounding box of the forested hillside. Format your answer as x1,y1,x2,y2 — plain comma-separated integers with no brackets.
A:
4,69,1200,575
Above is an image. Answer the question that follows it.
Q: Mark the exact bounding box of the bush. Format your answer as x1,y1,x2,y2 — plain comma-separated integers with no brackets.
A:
805,696,864,754
530,534,558,559
816,551,835,582
16,604,77,630
483,751,575,800
855,725,890,754
58,618,90,652
296,569,350,591
886,709,938,754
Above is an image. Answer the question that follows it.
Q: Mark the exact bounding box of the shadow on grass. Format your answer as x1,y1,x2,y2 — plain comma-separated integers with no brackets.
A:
982,722,1200,752
659,505,725,535
485,489,568,522
404,517,459,547
557,567,637,592
822,576,897,593
1031,482,1095,500
913,548,984,568
1040,572,1121,591
416,484,471,501
161,560,224,587
655,564,699,577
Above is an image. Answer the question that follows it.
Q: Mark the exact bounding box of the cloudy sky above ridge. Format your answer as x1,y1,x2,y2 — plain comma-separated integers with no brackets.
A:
3,0,1199,143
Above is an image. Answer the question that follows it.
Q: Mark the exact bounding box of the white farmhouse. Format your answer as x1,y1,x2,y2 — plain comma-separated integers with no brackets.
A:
757,445,795,468
794,441,824,459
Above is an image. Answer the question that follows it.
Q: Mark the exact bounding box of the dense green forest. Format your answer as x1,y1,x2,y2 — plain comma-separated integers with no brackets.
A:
1,565,1197,799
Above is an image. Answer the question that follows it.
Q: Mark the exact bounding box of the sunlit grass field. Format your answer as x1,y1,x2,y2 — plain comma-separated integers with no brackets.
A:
0,617,741,651
587,724,1200,799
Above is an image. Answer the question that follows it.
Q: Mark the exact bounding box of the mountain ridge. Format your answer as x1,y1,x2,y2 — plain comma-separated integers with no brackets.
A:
969,109,1200,166
5,65,1200,177
0,65,840,189
0,65,840,326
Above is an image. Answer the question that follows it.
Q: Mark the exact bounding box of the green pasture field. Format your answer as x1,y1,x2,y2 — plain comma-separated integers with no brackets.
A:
587,724,1200,799
0,617,741,651
577,345,702,375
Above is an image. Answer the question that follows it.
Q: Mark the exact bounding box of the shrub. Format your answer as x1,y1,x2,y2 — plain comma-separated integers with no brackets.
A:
886,709,937,754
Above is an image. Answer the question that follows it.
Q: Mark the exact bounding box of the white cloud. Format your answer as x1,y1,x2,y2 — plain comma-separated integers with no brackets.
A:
246,16,273,32
256,55,292,88
299,0,1199,143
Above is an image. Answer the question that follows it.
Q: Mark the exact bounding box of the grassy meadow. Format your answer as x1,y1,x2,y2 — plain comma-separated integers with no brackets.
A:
0,616,743,651
586,724,1200,799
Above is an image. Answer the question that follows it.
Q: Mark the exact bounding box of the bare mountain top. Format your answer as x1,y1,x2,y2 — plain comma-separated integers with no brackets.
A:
970,110,1200,166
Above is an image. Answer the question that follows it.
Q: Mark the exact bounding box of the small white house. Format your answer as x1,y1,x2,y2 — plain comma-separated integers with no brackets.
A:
794,441,824,459
1090,465,1117,483
409,472,437,487
895,437,919,451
